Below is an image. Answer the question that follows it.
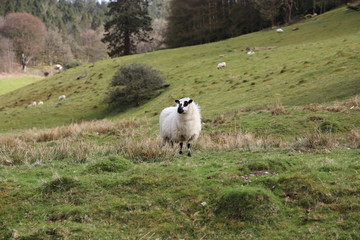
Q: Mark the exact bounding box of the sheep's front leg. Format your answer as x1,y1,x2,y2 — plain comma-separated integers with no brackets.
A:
187,143,191,157
179,142,183,154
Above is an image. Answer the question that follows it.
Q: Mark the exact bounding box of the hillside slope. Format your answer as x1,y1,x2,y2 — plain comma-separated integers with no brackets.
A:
0,7,359,132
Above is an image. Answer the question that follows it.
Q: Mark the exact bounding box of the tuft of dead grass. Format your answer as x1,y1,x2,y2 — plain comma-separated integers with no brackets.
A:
117,137,177,163
292,129,338,151
198,131,289,152
303,95,360,113
348,128,360,148
21,119,146,142
268,101,286,116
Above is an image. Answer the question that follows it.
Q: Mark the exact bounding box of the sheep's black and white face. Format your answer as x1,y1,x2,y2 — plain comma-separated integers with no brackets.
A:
175,97,193,114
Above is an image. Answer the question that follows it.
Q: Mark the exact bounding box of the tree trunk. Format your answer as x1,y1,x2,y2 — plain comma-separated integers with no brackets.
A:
21,53,30,72
124,15,131,56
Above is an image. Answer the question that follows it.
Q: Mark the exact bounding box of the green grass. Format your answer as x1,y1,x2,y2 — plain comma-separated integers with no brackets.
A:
0,6,360,239
0,75,43,95
1,148,360,239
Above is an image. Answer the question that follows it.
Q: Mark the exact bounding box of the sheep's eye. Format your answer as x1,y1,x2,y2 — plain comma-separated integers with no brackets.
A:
184,101,188,107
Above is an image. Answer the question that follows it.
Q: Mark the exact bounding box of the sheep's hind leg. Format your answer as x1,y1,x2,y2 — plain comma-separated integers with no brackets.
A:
187,143,191,157
179,142,183,154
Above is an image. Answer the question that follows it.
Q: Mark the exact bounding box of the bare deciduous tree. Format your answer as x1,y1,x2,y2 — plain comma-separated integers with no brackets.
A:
136,19,168,54
81,29,108,63
1,12,47,72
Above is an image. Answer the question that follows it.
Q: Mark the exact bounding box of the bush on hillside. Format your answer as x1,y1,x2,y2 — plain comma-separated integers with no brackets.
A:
106,63,165,108
64,61,82,69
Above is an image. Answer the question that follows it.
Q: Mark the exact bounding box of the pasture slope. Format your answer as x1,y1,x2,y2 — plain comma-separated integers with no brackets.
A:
0,6,360,240
0,75,43,96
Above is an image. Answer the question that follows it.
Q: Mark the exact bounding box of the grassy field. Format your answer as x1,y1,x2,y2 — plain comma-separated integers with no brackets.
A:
0,75,43,96
0,7,359,132
0,6,360,240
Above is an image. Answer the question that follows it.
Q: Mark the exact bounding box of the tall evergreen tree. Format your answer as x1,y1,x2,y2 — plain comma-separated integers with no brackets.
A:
102,0,152,57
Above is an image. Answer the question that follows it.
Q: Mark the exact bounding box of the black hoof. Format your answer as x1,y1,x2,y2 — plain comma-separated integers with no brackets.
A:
187,153,191,157
179,151,183,154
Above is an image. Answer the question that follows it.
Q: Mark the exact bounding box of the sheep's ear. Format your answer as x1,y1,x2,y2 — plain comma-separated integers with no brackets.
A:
175,100,180,104
188,99,193,104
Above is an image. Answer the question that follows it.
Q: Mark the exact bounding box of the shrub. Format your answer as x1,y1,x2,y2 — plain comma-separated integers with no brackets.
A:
64,61,82,69
107,63,165,108
215,186,281,222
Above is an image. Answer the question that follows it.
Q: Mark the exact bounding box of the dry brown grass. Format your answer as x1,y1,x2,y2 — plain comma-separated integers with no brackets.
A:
21,119,145,142
303,95,359,113
117,137,177,163
348,128,360,148
197,131,289,152
292,129,338,151
268,101,286,116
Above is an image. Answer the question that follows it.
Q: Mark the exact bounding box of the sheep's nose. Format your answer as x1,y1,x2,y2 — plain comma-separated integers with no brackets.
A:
177,107,184,114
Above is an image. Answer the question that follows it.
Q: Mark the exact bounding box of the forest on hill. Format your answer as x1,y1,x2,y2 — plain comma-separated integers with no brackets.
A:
0,0,169,72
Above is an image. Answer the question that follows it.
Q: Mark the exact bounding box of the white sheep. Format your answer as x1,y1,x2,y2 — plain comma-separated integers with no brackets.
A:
38,101,44,105
58,95,66,101
217,62,226,69
55,64,63,70
159,97,201,157
247,51,255,55
276,28,284,33
26,101,37,108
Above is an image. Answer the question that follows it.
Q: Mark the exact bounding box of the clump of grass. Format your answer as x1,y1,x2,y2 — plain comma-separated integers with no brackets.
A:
198,131,288,152
118,138,177,163
319,120,341,133
0,138,115,165
345,95,360,108
268,101,286,116
42,177,80,194
22,119,145,142
212,114,226,125
348,128,360,148
87,156,133,174
293,129,337,151
215,186,281,222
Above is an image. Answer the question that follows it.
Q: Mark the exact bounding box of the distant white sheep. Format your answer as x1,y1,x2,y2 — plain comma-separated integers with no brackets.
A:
58,95,66,101
217,62,226,69
276,28,284,33
159,97,201,157
247,51,255,55
26,101,37,108
55,64,63,70
38,101,44,105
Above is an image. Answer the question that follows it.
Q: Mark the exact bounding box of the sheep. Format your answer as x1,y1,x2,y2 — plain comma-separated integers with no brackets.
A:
247,51,255,55
55,64,63,70
217,62,226,69
159,97,201,157
58,95,66,101
26,101,37,108
38,101,44,105
276,28,284,33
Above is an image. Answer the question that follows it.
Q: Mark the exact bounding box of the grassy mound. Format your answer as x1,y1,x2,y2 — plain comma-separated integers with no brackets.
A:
215,186,281,222
86,156,133,174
